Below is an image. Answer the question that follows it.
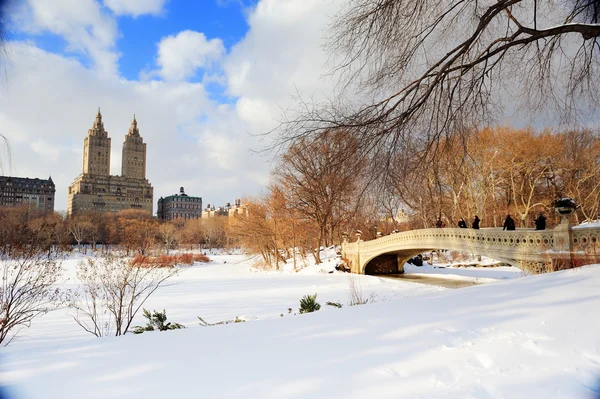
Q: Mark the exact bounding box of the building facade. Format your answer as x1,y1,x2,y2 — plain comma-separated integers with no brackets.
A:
0,176,55,212
67,109,153,215
202,199,247,218
157,187,202,220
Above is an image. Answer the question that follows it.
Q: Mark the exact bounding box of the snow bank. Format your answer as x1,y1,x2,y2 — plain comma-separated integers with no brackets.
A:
1,256,599,398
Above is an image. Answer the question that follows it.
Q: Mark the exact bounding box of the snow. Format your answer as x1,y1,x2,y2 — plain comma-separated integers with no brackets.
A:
1,252,599,398
574,220,600,229
405,252,524,283
404,262,523,282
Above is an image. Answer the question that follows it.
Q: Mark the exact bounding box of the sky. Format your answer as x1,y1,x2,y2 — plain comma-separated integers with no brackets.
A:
0,0,345,212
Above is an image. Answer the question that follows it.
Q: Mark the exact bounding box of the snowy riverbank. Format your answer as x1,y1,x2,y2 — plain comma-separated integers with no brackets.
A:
0,252,598,398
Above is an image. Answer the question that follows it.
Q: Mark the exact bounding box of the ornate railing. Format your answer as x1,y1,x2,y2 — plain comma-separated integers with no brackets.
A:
342,224,600,274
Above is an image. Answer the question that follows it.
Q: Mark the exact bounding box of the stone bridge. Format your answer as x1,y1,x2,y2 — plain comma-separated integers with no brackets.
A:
341,219,600,275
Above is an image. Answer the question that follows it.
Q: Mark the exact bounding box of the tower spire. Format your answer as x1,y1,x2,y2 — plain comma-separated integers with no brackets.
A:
90,107,107,136
128,114,139,136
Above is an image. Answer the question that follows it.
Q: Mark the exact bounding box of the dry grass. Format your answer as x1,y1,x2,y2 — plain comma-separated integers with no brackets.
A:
131,253,210,268
348,275,368,306
571,252,600,268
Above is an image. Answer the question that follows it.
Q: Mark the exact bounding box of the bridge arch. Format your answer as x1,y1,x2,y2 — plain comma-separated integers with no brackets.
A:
343,223,582,275
361,247,517,275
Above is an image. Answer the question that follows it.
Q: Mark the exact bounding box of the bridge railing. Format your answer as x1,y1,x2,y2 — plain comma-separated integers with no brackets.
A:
344,227,556,256
572,226,600,254
342,223,600,274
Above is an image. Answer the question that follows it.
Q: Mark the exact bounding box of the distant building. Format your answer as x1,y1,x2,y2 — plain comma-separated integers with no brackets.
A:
67,109,154,215
202,203,228,218
203,199,248,218
157,187,202,220
228,198,248,218
0,176,55,212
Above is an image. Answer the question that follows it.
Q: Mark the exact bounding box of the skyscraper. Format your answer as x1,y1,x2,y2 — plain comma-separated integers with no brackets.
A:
67,109,153,215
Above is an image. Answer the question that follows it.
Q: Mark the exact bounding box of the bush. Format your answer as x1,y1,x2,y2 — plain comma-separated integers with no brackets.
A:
299,293,321,314
326,301,342,308
193,253,210,263
132,309,184,334
69,256,179,337
130,253,209,268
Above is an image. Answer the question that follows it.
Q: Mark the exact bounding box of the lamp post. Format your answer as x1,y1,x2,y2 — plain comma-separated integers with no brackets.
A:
552,198,576,270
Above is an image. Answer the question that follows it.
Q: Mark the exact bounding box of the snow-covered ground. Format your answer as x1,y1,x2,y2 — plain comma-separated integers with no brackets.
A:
404,262,523,283
1,251,599,398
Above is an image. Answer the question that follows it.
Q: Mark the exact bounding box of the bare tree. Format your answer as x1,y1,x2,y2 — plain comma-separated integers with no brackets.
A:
277,0,600,173
69,255,178,337
68,215,94,252
275,130,367,263
0,246,63,345
158,222,179,254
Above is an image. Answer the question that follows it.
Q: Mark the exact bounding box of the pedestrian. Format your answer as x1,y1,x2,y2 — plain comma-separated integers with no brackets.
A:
472,215,480,229
534,212,546,230
458,218,467,228
435,217,443,228
503,214,516,231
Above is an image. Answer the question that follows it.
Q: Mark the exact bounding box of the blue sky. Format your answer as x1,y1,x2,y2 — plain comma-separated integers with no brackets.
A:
0,0,344,211
116,1,255,80
9,0,256,81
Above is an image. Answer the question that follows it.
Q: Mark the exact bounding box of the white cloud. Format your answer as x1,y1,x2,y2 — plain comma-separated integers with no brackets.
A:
224,0,346,132
30,139,64,162
155,30,225,81
10,0,119,76
0,0,351,212
103,0,168,17
0,42,269,211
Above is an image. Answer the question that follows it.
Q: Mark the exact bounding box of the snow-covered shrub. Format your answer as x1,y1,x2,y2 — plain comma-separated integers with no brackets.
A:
0,247,64,346
69,255,179,337
299,293,321,314
132,309,184,334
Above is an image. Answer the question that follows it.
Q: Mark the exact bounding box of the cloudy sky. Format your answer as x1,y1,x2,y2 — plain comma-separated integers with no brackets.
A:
0,0,344,212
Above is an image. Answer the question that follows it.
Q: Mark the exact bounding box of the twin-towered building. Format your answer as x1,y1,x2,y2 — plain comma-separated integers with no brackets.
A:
67,109,154,215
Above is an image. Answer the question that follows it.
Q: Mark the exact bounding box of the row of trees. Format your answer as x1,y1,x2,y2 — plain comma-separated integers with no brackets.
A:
3,125,597,270
0,207,231,255
389,127,600,228
230,127,600,268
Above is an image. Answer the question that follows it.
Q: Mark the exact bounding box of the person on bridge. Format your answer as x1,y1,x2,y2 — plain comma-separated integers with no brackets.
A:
535,213,547,230
472,215,480,229
458,218,467,228
503,214,516,230
435,217,443,228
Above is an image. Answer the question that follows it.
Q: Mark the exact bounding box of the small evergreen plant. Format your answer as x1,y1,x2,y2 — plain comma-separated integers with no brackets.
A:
132,309,184,334
299,293,321,314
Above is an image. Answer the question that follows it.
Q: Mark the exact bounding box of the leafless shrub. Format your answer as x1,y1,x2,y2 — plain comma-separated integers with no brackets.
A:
68,255,179,337
348,275,369,306
0,246,64,346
